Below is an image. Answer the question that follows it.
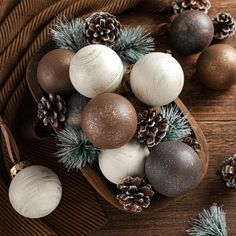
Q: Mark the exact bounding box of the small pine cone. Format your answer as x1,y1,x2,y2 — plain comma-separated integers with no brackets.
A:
222,154,236,189
136,108,169,148
116,176,155,212
172,0,211,15
84,12,121,47
213,12,236,40
182,137,201,153
37,94,66,128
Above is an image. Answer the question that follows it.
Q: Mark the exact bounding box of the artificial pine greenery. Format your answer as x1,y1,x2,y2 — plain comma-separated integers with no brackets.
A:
161,104,192,141
114,26,155,64
51,17,86,52
187,204,227,236
55,127,100,170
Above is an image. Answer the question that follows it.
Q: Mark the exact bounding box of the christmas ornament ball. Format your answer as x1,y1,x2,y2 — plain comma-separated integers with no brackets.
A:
65,93,89,128
81,93,137,149
169,10,214,55
99,141,149,184
197,44,236,90
145,141,201,197
37,49,75,96
9,165,62,218
69,44,123,98
130,52,184,106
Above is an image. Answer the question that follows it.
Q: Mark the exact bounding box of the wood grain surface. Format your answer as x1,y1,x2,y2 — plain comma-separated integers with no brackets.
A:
91,1,236,235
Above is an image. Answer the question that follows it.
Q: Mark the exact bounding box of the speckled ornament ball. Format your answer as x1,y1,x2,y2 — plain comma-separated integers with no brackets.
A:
37,49,75,96
99,141,149,184
145,141,201,197
130,52,184,106
169,10,214,55
69,44,123,98
81,93,137,149
197,44,236,90
65,93,89,129
9,165,62,218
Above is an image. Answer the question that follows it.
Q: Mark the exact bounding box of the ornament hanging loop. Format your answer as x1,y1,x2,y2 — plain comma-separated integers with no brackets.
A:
0,115,21,165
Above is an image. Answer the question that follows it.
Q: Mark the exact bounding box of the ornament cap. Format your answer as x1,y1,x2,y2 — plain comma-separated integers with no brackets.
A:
10,161,31,178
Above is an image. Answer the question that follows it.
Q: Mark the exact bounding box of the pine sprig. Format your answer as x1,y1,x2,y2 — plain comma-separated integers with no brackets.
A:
114,26,155,64
55,127,100,170
161,104,192,141
51,16,86,52
187,204,227,236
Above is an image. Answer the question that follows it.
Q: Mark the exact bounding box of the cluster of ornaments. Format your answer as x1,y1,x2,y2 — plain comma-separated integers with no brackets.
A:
170,0,236,90
35,9,206,213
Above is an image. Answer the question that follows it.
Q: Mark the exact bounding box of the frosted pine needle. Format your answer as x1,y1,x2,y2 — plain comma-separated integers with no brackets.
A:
187,204,227,236
114,26,155,64
161,104,192,141
51,16,86,52
55,127,100,170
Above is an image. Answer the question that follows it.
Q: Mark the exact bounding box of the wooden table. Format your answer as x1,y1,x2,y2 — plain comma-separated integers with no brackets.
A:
91,1,236,235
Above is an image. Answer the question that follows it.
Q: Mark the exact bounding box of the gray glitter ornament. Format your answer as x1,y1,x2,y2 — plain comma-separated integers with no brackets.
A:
145,141,201,197
65,93,89,129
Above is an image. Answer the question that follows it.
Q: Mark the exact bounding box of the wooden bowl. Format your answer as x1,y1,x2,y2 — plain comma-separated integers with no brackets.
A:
26,42,209,212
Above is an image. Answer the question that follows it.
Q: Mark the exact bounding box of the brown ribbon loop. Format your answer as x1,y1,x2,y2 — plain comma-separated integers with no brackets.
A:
0,116,20,164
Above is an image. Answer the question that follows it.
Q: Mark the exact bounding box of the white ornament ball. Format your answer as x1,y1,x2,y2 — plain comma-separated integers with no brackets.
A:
69,44,123,98
9,165,62,219
130,52,184,106
98,141,149,184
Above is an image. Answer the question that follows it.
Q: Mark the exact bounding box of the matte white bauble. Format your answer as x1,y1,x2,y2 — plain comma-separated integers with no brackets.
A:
130,52,184,106
69,44,123,98
98,141,149,184
9,165,62,219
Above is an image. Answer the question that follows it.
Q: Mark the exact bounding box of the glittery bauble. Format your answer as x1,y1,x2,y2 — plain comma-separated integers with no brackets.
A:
65,93,89,129
145,141,201,197
9,165,62,218
99,141,149,184
197,44,236,90
130,52,184,106
37,49,75,96
169,10,214,55
69,44,123,98
81,93,137,149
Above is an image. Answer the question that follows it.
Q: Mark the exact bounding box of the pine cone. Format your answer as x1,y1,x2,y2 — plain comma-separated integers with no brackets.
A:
222,154,236,189
136,108,169,148
213,12,236,40
116,176,155,212
37,94,66,127
172,0,211,15
84,12,121,47
182,137,201,153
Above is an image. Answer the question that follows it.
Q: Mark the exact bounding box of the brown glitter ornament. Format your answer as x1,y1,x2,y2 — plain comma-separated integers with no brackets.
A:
197,44,236,90
213,12,236,40
172,0,211,15
182,137,201,153
136,108,169,148
116,176,154,213
37,94,66,127
81,93,137,149
222,154,236,189
84,12,121,47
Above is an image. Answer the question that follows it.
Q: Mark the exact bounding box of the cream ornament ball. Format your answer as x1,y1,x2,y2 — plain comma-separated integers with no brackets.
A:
9,165,62,219
69,44,123,98
98,141,149,184
130,52,184,106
